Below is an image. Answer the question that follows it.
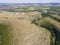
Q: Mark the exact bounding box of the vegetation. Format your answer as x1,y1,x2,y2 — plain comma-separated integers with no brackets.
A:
49,15,60,22
10,5,60,45
0,23,11,45
40,23,55,45
0,4,60,45
32,16,60,45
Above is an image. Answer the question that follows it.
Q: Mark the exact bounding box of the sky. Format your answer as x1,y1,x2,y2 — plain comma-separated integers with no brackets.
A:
0,0,60,3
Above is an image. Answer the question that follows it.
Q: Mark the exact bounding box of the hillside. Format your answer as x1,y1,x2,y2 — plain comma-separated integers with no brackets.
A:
0,12,52,45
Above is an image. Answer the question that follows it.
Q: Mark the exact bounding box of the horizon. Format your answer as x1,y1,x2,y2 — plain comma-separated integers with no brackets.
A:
0,2,59,4
0,0,60,3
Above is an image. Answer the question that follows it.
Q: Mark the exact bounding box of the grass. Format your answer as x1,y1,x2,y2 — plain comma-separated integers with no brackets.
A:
0,23,11,45
33,20,60,45
32,19,58,45
49,15,60,22
32,15,60,45
40,23,55,45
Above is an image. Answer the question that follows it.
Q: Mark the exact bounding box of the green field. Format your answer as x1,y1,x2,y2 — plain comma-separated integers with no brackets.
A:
0,23,11,45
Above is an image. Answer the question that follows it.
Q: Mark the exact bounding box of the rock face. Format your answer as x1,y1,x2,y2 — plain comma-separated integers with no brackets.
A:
0,12,51,45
